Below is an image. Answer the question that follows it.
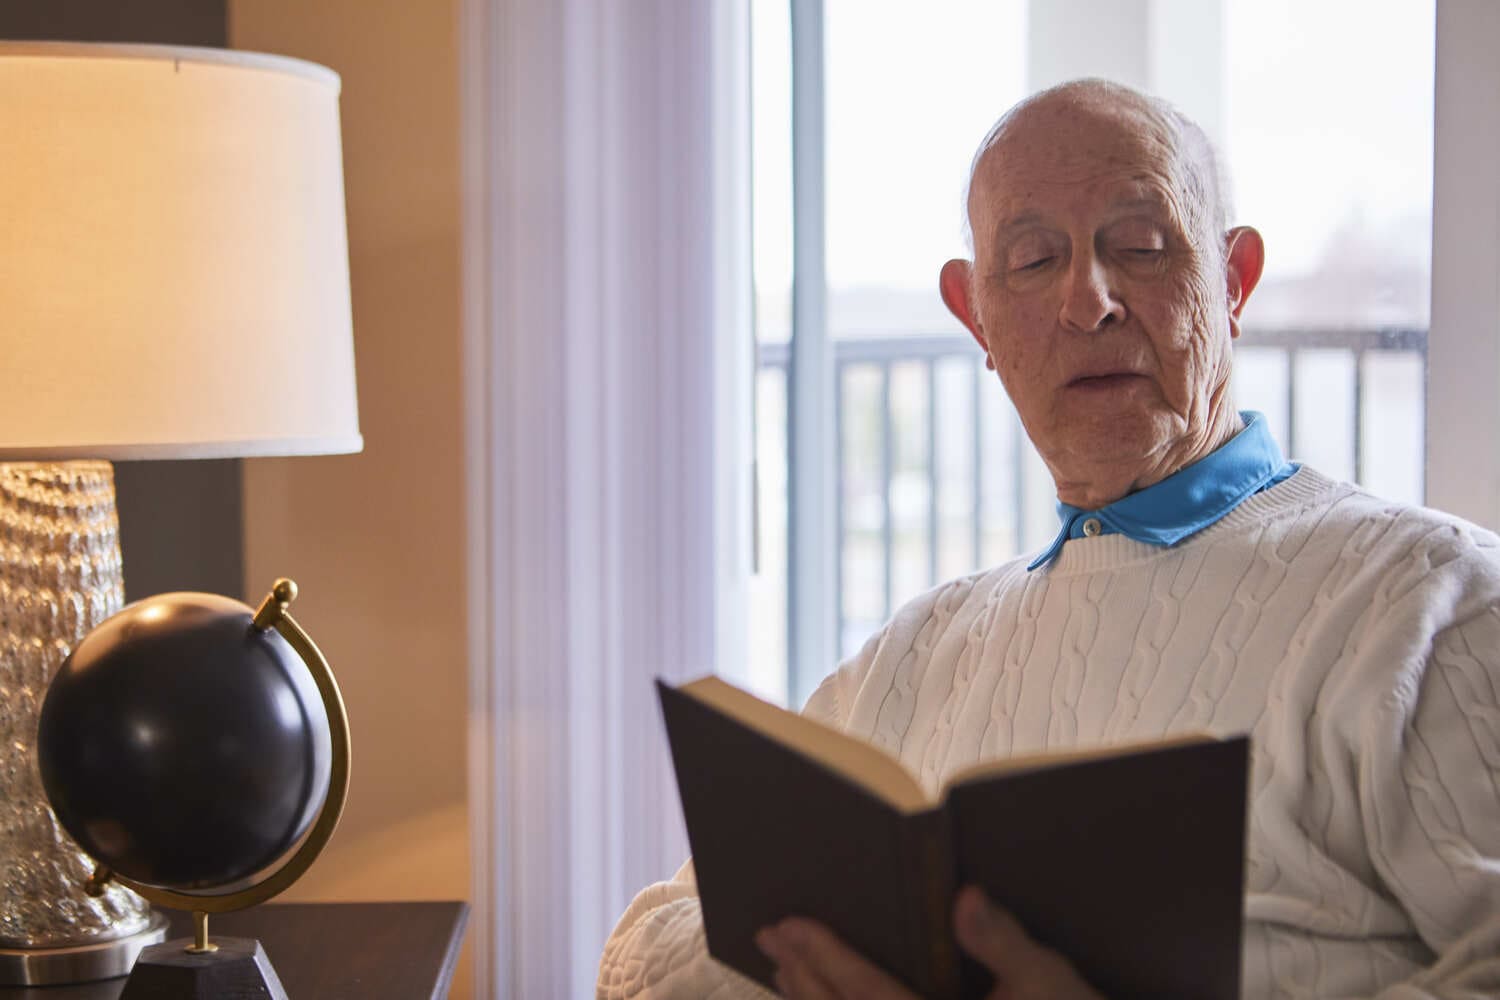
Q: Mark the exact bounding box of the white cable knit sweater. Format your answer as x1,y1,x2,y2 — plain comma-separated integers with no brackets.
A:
598,468,1500,999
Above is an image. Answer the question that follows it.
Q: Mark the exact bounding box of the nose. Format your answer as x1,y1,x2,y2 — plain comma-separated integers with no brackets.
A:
1059,251,1125,333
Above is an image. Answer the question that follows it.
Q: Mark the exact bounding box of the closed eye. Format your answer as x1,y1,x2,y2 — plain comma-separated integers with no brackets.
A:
1015,256,1054,272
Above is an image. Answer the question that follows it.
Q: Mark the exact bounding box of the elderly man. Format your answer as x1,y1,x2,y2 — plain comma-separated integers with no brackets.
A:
598,79,1500,999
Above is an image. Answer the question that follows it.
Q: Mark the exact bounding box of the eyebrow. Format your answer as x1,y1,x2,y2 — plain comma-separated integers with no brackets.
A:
984,188,1178,251
990,211,1043,239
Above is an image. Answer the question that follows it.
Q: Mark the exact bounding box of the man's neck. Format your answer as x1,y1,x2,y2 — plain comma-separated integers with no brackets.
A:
1051,408,1246,510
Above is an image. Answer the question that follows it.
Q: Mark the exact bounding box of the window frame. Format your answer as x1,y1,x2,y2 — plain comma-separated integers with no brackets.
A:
770,0,1470,700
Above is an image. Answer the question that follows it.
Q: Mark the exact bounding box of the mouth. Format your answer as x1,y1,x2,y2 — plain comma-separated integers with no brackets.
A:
1066,372,1146,391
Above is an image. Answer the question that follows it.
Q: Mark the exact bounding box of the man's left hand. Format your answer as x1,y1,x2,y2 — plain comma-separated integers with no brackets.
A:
754,886,1106,1000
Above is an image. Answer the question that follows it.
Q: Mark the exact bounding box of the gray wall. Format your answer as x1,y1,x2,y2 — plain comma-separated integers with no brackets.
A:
2,1,244,602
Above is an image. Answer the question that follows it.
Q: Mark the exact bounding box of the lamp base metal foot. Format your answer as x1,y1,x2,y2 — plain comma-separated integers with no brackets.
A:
0,911,169,986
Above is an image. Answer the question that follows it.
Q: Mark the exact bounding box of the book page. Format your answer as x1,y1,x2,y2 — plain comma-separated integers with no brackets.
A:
680,676,931,813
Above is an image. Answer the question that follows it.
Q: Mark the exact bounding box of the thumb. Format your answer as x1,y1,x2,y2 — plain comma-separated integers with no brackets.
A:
953,886,1035,973
955,888,1105,1000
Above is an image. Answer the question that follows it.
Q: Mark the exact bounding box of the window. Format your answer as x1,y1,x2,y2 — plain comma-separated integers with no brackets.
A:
751,0,1435,706
1223,0,1430,502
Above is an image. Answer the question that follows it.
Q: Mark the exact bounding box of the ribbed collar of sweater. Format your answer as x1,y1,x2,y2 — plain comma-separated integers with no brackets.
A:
1030,411,1302,571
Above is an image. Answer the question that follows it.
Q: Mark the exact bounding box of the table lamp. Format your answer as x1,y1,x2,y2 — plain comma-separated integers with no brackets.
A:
0,41,360,986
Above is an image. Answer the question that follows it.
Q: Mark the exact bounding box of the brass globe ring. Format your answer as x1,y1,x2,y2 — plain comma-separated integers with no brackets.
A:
92,578,351,916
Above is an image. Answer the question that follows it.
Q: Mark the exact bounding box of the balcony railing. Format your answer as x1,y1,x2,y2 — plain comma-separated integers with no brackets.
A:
758,327,1427,656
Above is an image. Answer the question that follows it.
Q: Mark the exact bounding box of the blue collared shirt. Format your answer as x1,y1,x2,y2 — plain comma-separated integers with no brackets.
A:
1028,411,1298,570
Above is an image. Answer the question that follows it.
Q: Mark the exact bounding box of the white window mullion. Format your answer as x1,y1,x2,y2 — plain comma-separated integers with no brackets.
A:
1148,0,1226,148
1026,0,1149,92
713,0,755,690
788,0,837,707
1428,0,1500,528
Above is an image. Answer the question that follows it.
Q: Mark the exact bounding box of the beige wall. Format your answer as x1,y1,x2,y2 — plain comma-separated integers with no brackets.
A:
228,0,472,995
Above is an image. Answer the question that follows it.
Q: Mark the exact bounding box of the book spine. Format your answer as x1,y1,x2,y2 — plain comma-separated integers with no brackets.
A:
920,808,961,999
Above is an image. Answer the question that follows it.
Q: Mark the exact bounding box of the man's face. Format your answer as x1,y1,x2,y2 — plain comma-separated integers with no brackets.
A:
956,101,1242,501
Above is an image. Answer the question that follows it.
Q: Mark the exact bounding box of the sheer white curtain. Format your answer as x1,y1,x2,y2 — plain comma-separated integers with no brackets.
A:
460,1,751,997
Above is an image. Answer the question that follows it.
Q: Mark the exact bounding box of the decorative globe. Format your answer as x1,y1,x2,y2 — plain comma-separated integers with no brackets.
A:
36,591,333,892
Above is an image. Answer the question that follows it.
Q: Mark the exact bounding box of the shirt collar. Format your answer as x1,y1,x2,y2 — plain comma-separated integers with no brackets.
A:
1028,411,1294,570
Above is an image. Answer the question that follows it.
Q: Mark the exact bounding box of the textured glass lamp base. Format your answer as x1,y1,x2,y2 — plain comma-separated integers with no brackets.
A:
0,462,155,981
0,912,169,986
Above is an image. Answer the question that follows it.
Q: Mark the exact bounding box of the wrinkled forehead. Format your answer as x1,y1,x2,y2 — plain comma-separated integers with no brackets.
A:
967,101,1191,235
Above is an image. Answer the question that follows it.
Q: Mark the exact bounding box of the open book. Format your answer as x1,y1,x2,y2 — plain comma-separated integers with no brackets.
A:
658,676,1247,1000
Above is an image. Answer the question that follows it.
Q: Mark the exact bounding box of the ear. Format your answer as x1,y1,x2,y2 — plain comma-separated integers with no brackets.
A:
1223,226,1265,339
940,259,994,370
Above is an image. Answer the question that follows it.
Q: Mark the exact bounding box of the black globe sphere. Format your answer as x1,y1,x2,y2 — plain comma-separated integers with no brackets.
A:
37,592,333,891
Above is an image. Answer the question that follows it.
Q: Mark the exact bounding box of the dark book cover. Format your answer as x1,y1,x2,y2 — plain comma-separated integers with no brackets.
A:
658,678,1247,1000
946,739,1247,999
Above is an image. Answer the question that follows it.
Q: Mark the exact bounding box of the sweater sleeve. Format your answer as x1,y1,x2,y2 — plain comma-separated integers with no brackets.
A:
595,657,867,1000
1365,604,1500,999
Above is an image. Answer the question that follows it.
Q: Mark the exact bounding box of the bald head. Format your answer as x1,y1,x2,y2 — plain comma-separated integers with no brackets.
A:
939,77,1266,509
964,79,1231,256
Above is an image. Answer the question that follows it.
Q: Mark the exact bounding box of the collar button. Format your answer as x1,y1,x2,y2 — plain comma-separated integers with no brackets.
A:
1082,517,1102,537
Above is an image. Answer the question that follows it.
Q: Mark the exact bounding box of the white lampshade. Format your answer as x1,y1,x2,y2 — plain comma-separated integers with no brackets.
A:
0,42,361,460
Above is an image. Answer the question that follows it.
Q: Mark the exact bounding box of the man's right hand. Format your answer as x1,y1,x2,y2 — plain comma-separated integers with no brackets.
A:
755,886,1107,1000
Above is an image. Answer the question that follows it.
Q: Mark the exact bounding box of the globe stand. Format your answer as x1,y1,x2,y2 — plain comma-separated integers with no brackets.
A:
118,911,288,1000
37,579,351,1000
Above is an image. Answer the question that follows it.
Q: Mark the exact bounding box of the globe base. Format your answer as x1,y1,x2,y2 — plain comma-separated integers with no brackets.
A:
0,910,169,986
120,935,288,1000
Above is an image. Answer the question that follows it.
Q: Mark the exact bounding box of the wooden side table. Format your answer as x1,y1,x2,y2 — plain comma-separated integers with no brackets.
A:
0,901,468,1000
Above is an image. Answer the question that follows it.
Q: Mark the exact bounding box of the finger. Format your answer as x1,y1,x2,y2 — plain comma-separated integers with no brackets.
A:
954,888,1104,1000
757,927,840,1000
775,918,919,999
954,886,1036,973
770,953,842,1000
